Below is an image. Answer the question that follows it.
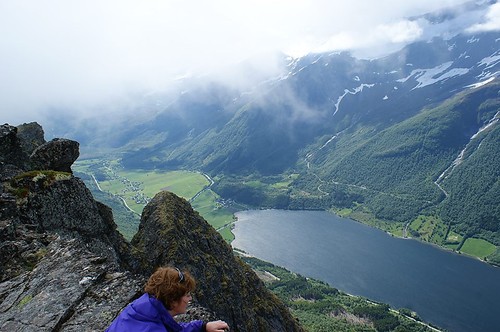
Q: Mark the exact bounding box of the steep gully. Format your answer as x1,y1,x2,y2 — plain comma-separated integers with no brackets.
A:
305,88,500,238
434,109,500,197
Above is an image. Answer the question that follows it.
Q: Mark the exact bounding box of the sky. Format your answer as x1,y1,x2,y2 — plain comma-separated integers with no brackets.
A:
1,0,499,125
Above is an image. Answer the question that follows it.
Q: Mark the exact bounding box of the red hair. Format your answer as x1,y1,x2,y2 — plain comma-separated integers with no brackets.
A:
144,266,196,309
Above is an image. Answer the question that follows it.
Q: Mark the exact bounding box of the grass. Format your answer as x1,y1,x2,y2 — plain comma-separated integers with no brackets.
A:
244,180,264,188
73,158,237,242
191,190,233,229
271,173,300,189
390,227,404,238
460,238,497,259
408,215,448,244
334,207,352,218
93,168,209,214
17,295,33,308
409,218,423,231
443,231,462,250
120,170,209,199
446,231,462,243
332,206,406,237
218,226,235,243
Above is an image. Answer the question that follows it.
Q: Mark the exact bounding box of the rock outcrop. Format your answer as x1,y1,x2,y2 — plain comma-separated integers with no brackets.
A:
0,123,304,332
16,122,46,156
133,191,303,331
30,138,80,174
0,124,30,170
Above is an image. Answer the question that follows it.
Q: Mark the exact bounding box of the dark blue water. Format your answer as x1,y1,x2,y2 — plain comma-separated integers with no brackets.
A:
232,209,500,332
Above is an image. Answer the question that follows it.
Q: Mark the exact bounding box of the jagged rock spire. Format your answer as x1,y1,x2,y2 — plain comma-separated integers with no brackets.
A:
133,190,304,331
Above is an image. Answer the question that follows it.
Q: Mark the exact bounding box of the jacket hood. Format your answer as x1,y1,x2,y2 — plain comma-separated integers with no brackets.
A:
129,294,166,323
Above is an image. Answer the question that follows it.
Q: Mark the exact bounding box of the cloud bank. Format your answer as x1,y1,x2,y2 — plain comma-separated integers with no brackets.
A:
0,0,497,125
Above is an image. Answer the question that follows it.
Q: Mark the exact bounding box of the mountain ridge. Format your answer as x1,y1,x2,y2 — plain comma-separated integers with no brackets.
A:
116,31,499,172
44,29,499,262
0,123,304,331
113,31,499,255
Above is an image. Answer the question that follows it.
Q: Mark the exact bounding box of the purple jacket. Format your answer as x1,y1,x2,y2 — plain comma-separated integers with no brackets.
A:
105,293,204,332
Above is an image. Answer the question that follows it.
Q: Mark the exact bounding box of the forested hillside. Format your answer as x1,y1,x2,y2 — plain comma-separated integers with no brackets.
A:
67,30,499,263
210,81,499,260
303,80,500,250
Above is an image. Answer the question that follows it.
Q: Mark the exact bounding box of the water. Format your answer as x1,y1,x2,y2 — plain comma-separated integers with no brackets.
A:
232,209,500,332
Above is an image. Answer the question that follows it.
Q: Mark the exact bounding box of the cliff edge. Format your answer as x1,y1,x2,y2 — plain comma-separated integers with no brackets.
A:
0,123,304,332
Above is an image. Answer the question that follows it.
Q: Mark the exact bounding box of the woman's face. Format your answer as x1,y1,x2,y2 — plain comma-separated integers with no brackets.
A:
170,293,192,316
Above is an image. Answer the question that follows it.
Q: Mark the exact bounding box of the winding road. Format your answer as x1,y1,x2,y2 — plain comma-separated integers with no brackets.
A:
189,172,214,203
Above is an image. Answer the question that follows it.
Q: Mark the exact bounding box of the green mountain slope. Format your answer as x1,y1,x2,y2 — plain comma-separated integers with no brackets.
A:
440,112,500,242
118,78,499,260
303,81,500,244
69,32,499,262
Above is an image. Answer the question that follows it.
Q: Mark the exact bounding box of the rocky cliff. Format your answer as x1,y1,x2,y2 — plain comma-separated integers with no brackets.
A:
0,123,304,332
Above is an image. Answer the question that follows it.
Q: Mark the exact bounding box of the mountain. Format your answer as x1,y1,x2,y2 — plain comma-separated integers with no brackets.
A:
117,31,499,172
0,123,304,331
43,21,499,261
97,29,499,253
313,81,500,239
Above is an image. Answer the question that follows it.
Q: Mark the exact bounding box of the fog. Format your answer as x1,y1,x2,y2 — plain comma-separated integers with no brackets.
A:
1,0,498,126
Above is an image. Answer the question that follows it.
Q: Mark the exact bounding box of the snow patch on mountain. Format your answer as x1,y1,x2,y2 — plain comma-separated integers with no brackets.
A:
466,77,496,89
396,61,471,89
479,52,500,68
466,76,496,88
333,84,375,116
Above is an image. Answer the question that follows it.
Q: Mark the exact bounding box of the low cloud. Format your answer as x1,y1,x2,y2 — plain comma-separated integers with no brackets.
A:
0,0,494,126
315,20,423,57
467,2,500,32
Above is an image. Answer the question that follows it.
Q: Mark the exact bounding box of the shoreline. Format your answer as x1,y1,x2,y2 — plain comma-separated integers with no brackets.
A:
234,247,444,332
230,208,499,332
232,207,498,268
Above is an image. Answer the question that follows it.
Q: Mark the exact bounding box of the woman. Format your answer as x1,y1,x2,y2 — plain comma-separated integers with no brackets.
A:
106,266,229,332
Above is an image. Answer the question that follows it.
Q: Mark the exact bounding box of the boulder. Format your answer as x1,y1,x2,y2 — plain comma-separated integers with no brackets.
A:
0,124,30,170
16,122,46,156
30,138,79,173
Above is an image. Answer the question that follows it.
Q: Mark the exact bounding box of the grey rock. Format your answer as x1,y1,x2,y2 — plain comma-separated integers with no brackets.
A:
132,191,304,332
19,177,111,235
0,124,30,170
16,123,46,156
0,163,24,182
0,236,143,332
30,138,79,173
0,122,305,332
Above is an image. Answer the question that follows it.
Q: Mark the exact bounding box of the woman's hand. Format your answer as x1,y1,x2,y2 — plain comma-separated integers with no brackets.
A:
205,320,229,332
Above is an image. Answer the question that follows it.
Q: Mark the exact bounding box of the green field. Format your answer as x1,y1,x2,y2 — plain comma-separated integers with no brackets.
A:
408,215,448,244
460,238,497,259
119,170,209,200
334,206,406,238
96,167,209,214
73,159,237,242
191,190,232,228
